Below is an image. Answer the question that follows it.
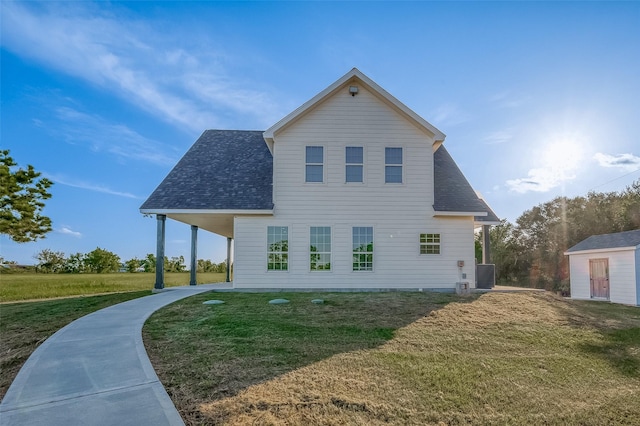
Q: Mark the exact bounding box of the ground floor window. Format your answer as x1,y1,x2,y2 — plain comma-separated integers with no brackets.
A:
310,226,331,271
353,226,374,271
267,226,288,270
420,233,441,254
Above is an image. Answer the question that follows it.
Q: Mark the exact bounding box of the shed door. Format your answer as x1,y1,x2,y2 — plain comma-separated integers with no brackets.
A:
589,258,609,299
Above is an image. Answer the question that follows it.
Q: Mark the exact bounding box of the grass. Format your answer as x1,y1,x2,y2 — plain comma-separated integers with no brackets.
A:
0,272,227,302
0,291,150,400
144,291,640,425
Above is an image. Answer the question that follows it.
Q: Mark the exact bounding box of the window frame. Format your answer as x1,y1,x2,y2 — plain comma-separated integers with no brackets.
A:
352,226,374,271
419,233,441,255
309,226,332,271
345,146,364,183
305,145,324,183
385,147,403,184
267,226,289,271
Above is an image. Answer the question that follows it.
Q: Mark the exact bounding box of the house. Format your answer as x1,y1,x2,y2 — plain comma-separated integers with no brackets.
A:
565,229,640,306
141,68,499,291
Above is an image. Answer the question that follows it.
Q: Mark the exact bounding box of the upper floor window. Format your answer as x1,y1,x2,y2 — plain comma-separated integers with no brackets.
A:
267,226,288,271
420,233,441,254
305,146,324,183
353,226,374,271
345,146,363,183
385,147,403,183
310,226,331,271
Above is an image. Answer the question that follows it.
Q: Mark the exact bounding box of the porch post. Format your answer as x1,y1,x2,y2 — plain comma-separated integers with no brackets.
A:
226,237,232,283
154,214,166,291
482,224,491,264
190,225,198,286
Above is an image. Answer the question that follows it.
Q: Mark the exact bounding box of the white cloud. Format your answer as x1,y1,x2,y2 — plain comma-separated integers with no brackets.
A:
482,130,513,145
46,173,141,199
0,2,283,131
593,153,640,172
488,91,528,109
58,226,82,238
429,103,469,127
51,106,177,166
506,167,576,194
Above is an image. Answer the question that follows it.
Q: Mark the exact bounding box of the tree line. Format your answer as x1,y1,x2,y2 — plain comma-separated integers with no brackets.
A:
29,248,228,274
477,179,640,292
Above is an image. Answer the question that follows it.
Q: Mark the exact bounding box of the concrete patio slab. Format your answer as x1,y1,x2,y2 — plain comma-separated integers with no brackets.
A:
0,284,223,426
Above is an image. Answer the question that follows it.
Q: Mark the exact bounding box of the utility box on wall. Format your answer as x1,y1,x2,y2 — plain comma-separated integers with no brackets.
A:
476,264,496,289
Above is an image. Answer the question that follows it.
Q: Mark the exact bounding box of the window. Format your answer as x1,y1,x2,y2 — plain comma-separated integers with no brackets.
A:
305,146,324,182
420,233,441,254
345,146,363,183
310,227,331,271
267,226,288,270
385,147,403,183
353,227,374,271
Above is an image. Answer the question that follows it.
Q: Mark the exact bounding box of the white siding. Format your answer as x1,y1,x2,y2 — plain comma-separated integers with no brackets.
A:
233,84,476,290
569,249,638,306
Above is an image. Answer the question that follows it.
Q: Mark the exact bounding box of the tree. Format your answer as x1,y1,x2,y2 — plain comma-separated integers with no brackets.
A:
35,249,66,273
143,253,156,272
64,252,86,273
0,150,53,242
84,247,120,273
125,258,141,273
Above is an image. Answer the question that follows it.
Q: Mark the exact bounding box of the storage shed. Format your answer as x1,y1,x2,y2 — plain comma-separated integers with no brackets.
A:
565,229,640,306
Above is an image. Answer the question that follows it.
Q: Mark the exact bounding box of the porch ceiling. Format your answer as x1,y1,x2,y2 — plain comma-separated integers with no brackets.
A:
167,213,235,238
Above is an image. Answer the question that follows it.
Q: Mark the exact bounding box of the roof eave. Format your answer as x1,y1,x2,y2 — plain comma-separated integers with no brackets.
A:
434,211,488,217
564,245,638,256
140,208,274,215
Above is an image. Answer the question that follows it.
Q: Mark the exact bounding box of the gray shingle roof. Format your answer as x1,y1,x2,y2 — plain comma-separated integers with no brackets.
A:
566,229,640,253
433,145,491,215
140,130,273,210
141,132,497,221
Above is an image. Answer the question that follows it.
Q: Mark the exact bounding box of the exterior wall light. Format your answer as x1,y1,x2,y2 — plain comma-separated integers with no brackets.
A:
349,85,359,96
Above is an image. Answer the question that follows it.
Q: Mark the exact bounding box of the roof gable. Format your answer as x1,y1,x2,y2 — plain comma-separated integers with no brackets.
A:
263,68,445,150
566,229,640,253
140,130,273,211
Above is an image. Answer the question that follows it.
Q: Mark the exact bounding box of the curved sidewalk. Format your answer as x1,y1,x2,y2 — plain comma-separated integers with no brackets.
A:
0,284,226,426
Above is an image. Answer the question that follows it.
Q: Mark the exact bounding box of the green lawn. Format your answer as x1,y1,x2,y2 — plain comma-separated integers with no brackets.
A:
144,291,640,425
0,272,227,302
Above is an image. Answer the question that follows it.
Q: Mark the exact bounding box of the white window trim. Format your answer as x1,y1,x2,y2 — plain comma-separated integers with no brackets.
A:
304,145,325,184
384,146,404,184
352,226,374,272
419,232,441,255
345,146,365,184
309,226,332,272
266,225,289,272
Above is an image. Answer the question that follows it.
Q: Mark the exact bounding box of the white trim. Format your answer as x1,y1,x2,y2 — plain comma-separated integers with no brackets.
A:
564,246,638,256
140,209,273,215
434,211,487,217
263,68,445,145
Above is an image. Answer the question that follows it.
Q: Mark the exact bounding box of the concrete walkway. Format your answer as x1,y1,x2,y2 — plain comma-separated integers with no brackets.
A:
0,284,227,426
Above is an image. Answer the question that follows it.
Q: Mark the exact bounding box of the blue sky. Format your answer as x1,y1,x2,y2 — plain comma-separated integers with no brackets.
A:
2,1,639,266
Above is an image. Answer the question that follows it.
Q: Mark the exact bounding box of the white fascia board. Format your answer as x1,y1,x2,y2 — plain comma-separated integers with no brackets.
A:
434,211,487,217
263,68,446,144
564,246,637,256
140,209,273,215
474,221,502,227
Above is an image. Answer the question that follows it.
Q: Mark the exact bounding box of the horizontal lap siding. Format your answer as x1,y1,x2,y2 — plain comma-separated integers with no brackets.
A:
569,250,637,305
234,85,475,289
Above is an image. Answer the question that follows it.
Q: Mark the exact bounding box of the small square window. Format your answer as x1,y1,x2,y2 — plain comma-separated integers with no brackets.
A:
420,233,441,255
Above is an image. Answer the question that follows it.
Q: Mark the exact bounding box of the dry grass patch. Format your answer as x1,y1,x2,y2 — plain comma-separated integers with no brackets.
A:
145,291,640,425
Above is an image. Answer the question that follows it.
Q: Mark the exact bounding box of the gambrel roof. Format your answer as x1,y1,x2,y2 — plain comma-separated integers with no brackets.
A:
566,229,640,253
140,130,496,220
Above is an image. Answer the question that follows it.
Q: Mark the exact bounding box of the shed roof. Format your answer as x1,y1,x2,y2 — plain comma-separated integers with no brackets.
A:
140,130,273,211
566,229,640,253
